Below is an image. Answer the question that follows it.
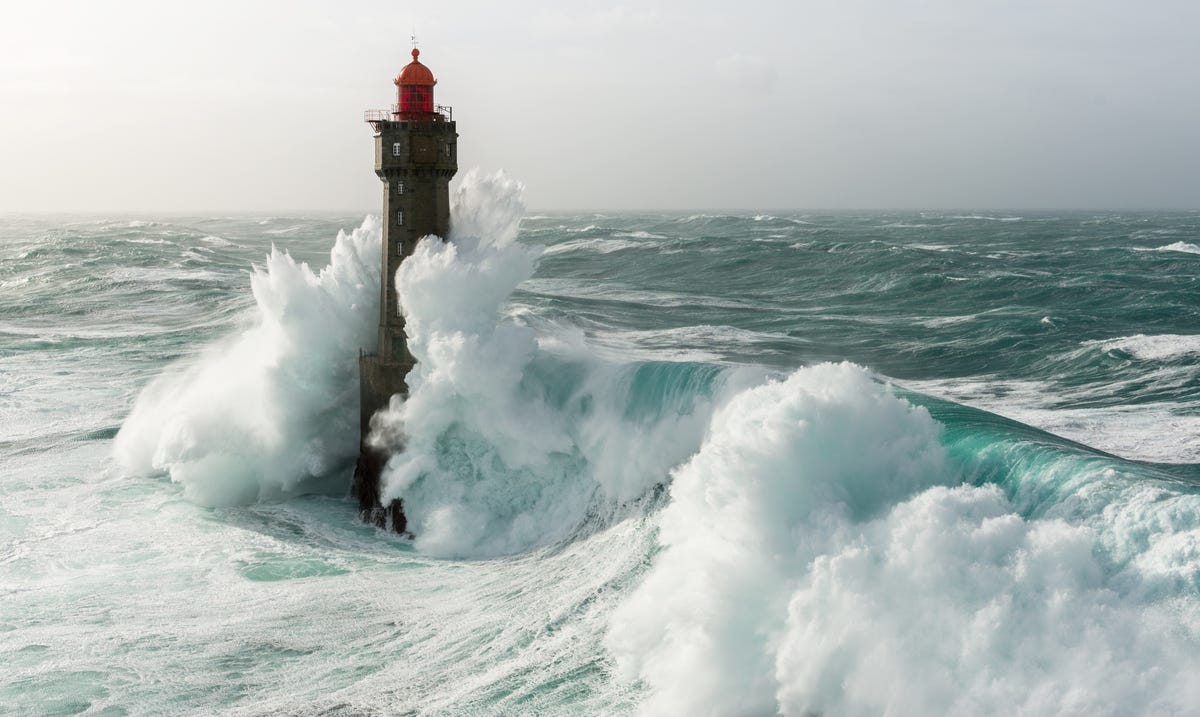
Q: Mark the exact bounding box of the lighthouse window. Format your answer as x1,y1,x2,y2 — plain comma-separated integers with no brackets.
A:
395,181,405,195
392,142,402,157
444,143,451,157
395,211,404,226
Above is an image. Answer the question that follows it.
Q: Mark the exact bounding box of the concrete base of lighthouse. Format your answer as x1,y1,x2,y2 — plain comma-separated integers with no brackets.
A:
353,352,414,533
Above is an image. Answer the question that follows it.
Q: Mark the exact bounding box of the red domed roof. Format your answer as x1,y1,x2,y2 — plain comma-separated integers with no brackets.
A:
395,48,436,87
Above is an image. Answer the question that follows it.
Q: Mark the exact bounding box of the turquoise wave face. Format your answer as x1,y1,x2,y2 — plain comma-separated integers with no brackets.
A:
524,210,1200,463
2,205,1200,714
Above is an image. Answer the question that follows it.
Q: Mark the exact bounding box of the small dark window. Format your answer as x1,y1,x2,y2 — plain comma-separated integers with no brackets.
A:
395,211,404,226
395,181,405,195
392,142,402,157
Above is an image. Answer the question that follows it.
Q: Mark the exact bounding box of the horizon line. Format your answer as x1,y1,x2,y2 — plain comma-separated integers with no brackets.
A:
2,207,1198,217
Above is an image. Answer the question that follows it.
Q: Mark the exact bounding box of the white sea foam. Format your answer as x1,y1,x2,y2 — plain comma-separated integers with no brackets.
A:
949,214,1025,222
263,225,304,235
371,171,732,558
1136,241,1200,255
113,218,381,505
1084,333,1200,360
612,230,668,240
607,362,1200,715
542,238,645,255
112,170,733,543
919,313,977,328
606,363,950,714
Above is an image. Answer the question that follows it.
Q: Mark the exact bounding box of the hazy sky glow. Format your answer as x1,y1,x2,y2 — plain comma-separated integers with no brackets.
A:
2,0,1197,211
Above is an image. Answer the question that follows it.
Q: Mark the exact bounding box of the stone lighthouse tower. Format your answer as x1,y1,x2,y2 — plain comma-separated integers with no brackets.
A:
355,48,457,531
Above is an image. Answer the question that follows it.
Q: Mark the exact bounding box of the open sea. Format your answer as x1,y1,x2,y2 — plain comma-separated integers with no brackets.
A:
3,174,1200,715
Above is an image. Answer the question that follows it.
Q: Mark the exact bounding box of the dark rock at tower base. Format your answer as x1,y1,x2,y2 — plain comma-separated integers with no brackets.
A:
354,351,414,534
352,444,406,533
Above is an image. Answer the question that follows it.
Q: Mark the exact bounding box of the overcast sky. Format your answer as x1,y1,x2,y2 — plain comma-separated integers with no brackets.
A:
2,0,1197,212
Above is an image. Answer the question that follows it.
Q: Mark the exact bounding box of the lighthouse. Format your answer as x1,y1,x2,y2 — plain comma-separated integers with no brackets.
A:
355,48,458,531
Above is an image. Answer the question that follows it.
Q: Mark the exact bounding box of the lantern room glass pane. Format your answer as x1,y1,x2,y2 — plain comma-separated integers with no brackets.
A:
400,86,433,114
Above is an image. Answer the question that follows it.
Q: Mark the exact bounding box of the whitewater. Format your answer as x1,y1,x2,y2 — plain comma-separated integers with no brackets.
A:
3,179,1200,715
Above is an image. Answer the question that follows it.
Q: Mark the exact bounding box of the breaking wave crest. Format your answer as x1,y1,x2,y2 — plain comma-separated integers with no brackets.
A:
113,219,381,505
607,365,1200,716
371,170,745,557
1141,241,1200,255
1083,332,1200,361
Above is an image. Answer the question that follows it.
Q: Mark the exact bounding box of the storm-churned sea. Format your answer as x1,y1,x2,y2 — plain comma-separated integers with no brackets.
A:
3,173,1200,716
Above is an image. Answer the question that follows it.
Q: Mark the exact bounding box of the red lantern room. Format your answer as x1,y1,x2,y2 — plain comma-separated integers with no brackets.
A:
394,48,437,119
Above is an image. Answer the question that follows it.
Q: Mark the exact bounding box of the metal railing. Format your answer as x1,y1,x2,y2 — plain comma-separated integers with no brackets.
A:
363,104,453,124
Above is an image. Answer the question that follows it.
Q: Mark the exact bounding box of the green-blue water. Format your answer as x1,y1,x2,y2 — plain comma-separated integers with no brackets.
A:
3,196,1200,715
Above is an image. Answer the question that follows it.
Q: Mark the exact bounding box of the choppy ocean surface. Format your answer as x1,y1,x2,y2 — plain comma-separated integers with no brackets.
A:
3,175,1200,716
